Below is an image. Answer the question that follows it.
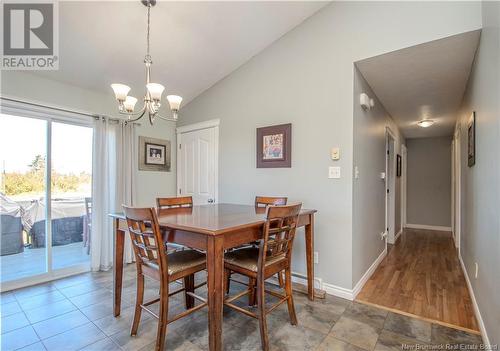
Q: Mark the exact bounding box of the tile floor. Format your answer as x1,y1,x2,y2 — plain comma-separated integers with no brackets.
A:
1,264,483,351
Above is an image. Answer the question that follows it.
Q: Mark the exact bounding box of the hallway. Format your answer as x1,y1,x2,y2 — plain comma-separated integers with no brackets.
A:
356,228,479,334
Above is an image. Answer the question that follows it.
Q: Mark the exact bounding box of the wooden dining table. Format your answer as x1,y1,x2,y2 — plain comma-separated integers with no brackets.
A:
109,203,317,351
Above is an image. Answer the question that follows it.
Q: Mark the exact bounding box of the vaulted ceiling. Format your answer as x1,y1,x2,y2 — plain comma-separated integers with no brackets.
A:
32,1,328,105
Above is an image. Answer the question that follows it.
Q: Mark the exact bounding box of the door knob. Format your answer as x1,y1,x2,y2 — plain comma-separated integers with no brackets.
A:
208,198,214,203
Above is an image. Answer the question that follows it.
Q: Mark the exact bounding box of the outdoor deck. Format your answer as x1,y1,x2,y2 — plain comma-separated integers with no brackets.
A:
0,243,90,283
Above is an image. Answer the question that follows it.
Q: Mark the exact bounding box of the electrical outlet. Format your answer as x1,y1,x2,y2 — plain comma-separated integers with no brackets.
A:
314,251,319,264
475,262,479,279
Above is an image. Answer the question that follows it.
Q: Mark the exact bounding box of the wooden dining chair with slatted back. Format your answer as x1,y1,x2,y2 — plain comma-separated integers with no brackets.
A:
224,203,302,351
225,196,288,298
254,196,288,208
156,196,193,252
156,196,193,210
123,205,207,351
255,196,288,289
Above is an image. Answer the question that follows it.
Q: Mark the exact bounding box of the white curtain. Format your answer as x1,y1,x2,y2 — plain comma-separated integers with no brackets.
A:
116,121,137,264
91,118,136,271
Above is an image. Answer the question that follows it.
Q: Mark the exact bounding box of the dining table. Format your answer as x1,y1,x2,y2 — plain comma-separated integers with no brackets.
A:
109,203,317,351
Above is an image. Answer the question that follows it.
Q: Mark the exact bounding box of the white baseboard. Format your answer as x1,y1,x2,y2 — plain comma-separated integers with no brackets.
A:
290,272,323,290
459,256,490,346
405,223,452,231
394,229,403,242
322,247,387,301
267,271,322,291
352,247,387,298
323,282,354,300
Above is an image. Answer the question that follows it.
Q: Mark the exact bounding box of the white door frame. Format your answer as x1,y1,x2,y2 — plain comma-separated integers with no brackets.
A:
453,128,462,253
176,119,220,203
401,144,407,231
385,127,397,244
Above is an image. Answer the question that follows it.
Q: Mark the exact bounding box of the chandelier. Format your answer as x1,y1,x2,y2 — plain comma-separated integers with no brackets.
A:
110,0,182,124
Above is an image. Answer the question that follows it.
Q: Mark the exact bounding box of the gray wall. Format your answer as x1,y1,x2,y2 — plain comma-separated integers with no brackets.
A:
352,67,404,285
1,71,177,207
180,2,481,289
457,0,500,345
406,136,452,228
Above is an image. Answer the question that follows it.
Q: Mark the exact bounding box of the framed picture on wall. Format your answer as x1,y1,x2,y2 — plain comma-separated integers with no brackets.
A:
139,136,171,172
396,154,402,177
468,112,475,167
256,123,292,168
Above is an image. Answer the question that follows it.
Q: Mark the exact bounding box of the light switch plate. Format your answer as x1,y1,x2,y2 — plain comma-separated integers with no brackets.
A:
331,147,340,160
329,166,341,179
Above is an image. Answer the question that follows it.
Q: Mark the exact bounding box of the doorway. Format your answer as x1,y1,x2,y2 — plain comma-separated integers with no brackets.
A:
176,119,219,205
385,128,396,244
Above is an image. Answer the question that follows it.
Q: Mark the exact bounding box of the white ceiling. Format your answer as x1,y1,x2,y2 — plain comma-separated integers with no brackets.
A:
32,1,328,105
356,30,480,139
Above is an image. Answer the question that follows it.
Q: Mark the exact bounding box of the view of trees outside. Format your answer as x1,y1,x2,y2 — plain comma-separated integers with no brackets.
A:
2,154,91,197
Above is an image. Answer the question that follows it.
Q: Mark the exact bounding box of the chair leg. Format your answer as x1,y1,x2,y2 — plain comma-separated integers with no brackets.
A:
131,273,144,336
277,272,285,288
248,277,257,306
284,268,297,325
257,275,269,351
155,281,169,351
184,274,195,309
224,269,230,294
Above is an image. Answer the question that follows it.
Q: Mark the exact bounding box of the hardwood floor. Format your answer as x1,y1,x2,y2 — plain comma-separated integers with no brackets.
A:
356,228,479,333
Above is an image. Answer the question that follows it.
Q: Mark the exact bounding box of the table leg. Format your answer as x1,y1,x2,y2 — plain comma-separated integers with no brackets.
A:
113,218,125,317
305,214,315,301
206,236,224,351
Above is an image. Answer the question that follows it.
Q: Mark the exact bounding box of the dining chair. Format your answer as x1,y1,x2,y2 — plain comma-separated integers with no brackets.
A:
156,196,193,252
123,205,207,351
156,196,193,209
255,196,288,207
83,197,92,255
224,203,302,351
226,196,289,297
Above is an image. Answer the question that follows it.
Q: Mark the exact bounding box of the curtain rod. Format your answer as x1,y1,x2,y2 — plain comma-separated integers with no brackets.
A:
0,96,141,125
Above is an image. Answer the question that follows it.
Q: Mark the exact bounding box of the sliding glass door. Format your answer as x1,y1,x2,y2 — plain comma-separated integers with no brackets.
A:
0,115,48,282
0,113,93,285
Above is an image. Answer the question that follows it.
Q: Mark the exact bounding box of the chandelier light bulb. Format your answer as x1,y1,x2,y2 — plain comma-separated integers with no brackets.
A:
111,84,131,101
124,96,138,113
146,83,165,101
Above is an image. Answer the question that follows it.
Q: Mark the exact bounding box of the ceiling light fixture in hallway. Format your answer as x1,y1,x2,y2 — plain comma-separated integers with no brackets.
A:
417,119,435,128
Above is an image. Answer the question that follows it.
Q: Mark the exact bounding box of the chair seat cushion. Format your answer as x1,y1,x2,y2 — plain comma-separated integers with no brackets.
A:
224,247,285,272
143,249,206,276
167,249,206,276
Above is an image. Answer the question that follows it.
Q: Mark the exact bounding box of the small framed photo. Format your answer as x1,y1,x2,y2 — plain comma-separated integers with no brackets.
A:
145,143,166,165
396,154,402,177
468,112,475,167
139,136,171,172
256,123,291,168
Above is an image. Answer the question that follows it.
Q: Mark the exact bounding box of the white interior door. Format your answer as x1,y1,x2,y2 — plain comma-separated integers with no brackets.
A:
177,121,219,205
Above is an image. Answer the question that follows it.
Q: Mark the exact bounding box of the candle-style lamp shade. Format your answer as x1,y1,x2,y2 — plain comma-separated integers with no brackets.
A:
146,83,165,101
123,96,138,113
111,84,131,101
167,95,183,111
